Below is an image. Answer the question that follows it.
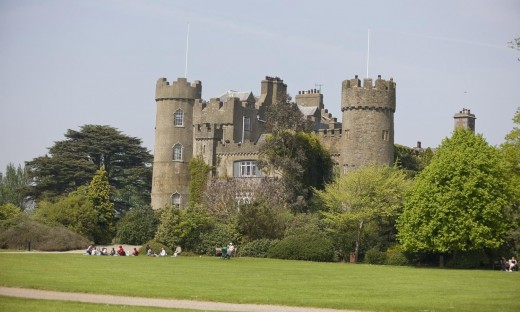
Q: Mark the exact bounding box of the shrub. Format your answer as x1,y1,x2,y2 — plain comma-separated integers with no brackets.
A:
197,222,239,255
268,233,334,262
138,240,172,256
364,247,386,265
445,250,490,269
240,239,279,258
115,206,159,245
0,215,91,251
385,245,410,266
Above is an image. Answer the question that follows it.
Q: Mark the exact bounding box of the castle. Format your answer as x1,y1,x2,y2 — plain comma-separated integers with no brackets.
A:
151,74,399,209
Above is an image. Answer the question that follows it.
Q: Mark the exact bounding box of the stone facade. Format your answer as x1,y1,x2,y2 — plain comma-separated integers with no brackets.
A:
151,75,396,209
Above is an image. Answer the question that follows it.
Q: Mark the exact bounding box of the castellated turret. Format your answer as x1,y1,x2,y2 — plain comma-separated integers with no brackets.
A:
151,77,202,209
340,75,396,173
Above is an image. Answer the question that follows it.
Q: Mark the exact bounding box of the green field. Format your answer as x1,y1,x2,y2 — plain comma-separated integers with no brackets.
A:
0,253,518,312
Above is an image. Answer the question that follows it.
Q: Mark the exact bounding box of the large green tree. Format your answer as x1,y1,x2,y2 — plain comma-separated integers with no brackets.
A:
259,131,333,212
500,107,520,252
26,125,152,213
0,163,31,209
315,165,410,262
397,129,514,264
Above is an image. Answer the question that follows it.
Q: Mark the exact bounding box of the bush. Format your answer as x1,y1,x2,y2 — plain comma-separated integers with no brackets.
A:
364,247,386,265
138,240,172,256
445,250,490,269
0,215,91,251
115,206,159,245
197,222,239,255
240,239,279,258
268,233,334,262
385,245,410,266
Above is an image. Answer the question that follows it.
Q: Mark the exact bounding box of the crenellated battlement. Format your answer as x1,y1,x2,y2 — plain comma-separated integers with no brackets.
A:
342,75,396,112
216,139,260,155
155,77,202,101
194,123,224,140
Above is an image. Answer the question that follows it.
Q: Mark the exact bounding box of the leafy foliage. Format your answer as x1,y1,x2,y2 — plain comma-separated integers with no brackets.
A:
397,129,513,255
0,214,91,251
197,222,239,255
239,238,279,258
138,239,172,256
263,95,313,133
87,167,114,243
26,125,152,213
155,203,213,252
394,144,433,176
236,199,291,241
364,247,387,264
115,206,159,245
0,163,31,209
0,203,21,221
188,156,213,205
268,233,334,262
33,188,98,241
500,107,520,253
259,131,333,212
315,165,410,261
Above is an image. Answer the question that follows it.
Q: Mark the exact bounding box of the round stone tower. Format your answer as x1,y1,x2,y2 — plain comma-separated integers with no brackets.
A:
151,77,202,209
340,75,396,173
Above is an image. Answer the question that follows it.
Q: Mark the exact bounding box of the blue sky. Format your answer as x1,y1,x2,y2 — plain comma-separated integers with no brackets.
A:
1,0,519,171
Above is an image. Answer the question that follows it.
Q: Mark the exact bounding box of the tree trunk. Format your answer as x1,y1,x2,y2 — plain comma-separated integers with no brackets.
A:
354,220,364,263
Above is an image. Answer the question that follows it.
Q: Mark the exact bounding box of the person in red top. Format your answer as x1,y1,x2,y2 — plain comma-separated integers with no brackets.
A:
132,248,139,256
117,246,126,256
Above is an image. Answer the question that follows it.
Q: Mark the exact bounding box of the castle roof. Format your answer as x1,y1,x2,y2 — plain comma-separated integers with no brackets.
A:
297,105,318,117
218,90,255,102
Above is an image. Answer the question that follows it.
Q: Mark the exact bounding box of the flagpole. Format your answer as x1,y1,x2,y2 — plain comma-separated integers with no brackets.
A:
185,23,190,78
366,28,370,78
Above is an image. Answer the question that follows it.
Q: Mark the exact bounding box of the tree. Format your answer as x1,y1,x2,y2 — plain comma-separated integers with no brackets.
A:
394,144,433,177
87,167,115,243
500,107,520,252
0,203,21,221
0,163,31,209
155,203,213,252
397,129,514,265
259,131,333,212
33,188,98,241
26,125,152,213
237,198,291,241
315,165,410,262
264,94,313,134
115,206,159,245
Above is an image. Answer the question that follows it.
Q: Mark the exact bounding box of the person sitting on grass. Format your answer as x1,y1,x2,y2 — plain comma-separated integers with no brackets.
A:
159,248,167,257
132,248,139,256
508,256,517,272
110,247,116,256
117,246,126,256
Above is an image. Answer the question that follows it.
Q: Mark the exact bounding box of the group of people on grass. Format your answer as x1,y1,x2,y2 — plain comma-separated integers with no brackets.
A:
85,245,139,256
145,245,182,257
500,256,517,271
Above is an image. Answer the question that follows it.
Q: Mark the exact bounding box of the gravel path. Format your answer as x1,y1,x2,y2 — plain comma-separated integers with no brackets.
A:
0,287,359,312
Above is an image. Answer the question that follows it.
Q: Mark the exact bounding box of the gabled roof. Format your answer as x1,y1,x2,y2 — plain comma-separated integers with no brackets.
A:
297,105,318,116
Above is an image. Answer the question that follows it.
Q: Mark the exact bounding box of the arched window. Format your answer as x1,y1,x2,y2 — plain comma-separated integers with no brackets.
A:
174,109,184,127
173,144,183,161
171,192,181,208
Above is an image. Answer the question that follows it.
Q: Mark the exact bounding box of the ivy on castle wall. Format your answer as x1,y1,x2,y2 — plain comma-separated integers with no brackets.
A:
188,156,213,205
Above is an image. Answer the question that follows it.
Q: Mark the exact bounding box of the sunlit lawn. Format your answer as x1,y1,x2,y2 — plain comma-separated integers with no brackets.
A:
0,253,518,312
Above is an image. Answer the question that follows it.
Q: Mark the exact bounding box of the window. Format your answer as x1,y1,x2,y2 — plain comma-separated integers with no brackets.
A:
174,109,184,127
240,160,257,177
382,130,389,141
345,129,350,139
243,117,251,131
233,160,260,177
171,193,181,208
173,144,183,161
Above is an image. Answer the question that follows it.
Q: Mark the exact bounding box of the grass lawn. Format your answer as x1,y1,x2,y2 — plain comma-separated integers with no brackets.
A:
0,296,201,312
0,253,518,312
